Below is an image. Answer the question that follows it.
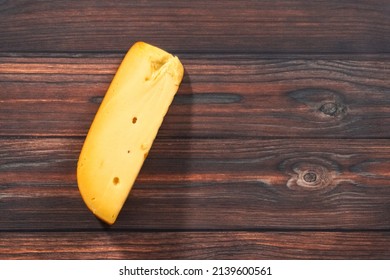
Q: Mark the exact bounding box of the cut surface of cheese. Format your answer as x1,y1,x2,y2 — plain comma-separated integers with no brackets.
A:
77,42,184,224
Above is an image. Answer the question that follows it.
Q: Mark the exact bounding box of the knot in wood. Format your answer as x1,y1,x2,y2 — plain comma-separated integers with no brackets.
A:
297,166,329,189
319,102,345,117
319,102,338,116
287,88,348,121
280,157,340,192
303,171,317,183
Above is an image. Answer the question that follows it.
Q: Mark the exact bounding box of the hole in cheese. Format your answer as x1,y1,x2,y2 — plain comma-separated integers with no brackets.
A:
113,177,120,185
141,144,148,150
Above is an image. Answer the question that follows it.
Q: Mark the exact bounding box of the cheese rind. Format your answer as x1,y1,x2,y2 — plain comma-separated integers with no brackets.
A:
77,42,184,224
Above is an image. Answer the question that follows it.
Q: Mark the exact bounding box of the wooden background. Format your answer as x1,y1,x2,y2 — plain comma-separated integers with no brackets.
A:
1,0,389,259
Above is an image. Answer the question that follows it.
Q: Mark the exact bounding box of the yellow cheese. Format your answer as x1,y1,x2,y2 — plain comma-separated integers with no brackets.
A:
77,42,184,224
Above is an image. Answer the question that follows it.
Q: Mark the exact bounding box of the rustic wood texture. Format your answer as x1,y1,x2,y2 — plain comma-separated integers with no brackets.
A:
1,0,389,259
1,55,389,138
1,232,390,260
0,0,388,53
1,138,390,230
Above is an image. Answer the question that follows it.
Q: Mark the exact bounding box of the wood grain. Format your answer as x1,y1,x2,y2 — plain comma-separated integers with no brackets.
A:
1,0,389,260
1,231,389,259
1,55,389,138
1,138,389,230
0,0,388,53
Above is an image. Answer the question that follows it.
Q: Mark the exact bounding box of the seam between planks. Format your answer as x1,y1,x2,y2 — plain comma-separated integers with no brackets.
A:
1,228,390,233
0,52,390,59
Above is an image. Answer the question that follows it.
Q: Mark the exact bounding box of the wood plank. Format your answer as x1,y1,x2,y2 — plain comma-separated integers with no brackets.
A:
1,138,389,230
1,231,389,259
1,55,389,138
0,0,388,53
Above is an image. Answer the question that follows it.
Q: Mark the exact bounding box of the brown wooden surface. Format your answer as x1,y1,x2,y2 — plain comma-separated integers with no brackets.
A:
1,55,389,138
1,0,389,259
1,0,389,53
2,232,390,260
1,138,390,231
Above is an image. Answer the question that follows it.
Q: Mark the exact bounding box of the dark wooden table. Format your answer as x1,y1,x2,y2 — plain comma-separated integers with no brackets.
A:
1,0,390,259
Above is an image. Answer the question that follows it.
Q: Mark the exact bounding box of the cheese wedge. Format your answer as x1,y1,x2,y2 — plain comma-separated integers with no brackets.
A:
77,42,184,224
